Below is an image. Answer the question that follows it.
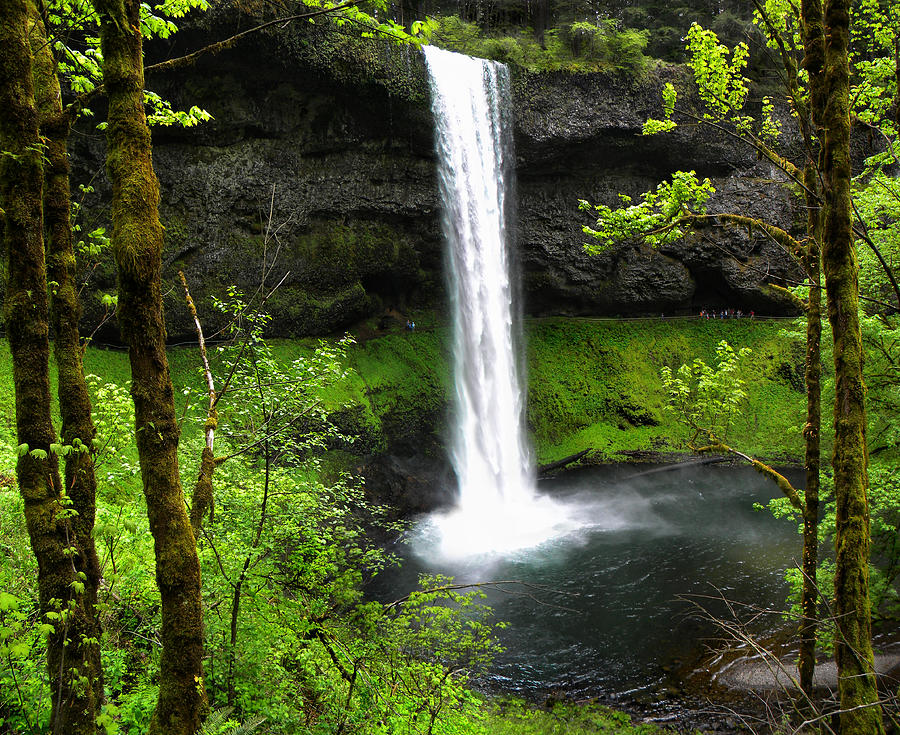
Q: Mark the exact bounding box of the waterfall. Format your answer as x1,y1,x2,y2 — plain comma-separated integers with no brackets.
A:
421,46,576,559
424,46,533,507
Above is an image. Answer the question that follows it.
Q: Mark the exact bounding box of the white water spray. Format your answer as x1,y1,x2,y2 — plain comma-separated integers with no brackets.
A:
419,46,578,560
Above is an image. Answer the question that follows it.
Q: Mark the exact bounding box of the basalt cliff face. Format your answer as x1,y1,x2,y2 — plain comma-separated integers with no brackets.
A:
72,21,804,338
512,70,802,317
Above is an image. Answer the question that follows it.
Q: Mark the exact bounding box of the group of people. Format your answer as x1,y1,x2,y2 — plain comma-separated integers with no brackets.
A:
699,308,754,319
405,319,416,330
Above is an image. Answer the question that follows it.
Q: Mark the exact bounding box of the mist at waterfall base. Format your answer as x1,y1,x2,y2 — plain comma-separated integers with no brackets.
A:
376,464,800,698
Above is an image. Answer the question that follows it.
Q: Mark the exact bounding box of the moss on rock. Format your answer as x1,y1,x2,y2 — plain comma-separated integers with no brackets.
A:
525,318,806,463
294,220,420,290
314,316,807,468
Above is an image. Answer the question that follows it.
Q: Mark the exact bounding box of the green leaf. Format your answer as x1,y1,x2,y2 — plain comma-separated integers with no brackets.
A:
0,592,20,611
642,118,677,135
8,642,30,658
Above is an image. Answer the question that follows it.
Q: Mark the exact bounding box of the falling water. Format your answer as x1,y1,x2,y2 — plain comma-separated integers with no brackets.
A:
425,47,530,506
421,46,578,559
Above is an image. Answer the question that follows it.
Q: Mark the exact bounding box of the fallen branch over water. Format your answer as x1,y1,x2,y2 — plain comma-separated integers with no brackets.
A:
538,448,592,475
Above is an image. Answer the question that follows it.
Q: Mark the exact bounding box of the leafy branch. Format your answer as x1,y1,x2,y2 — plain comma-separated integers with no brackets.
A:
660,341,804,512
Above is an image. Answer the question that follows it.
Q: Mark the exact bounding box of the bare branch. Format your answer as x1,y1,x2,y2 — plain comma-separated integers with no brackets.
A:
695,442,803,510
179,271,218,536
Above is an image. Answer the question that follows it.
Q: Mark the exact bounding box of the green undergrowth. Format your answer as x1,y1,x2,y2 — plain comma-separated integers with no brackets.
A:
253,329,451,455
431,16,652,74
481,698,671,734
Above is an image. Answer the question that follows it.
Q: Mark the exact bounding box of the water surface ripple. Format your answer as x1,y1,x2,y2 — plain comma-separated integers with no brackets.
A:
377,464,800,698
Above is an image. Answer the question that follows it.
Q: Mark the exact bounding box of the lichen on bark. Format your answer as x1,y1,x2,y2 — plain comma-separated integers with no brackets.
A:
95,0,209,731
819,0,884,729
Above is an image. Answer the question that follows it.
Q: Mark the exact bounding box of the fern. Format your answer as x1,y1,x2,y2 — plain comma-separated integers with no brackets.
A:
196,707,267,735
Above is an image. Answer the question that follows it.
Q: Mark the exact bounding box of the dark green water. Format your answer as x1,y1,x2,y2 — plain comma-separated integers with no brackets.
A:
374,463,801,699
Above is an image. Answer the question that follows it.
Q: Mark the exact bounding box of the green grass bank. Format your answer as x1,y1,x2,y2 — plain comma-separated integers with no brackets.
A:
314,316,807,466
524,317,805,463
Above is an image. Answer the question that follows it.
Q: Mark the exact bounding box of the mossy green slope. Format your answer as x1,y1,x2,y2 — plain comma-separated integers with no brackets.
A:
0,316,805,473
525,318,805,464
315,317,806,466
226,318,805,466
341,329,450,453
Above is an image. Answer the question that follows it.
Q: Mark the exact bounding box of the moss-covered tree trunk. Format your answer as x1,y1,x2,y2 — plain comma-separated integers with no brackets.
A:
820,0,884,729
94,0,208,731
28,2,106,711
0,0,103,730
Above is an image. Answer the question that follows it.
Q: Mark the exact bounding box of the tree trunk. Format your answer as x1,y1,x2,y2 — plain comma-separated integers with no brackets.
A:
0,0,102,730
820,0,884,729
29,1,106,711
95,0,208,731
799,178,821,700
798,0,825,696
